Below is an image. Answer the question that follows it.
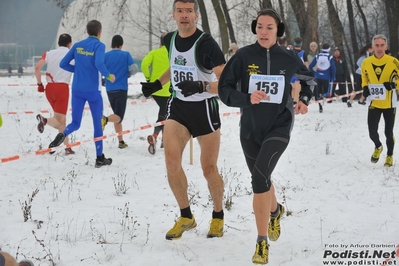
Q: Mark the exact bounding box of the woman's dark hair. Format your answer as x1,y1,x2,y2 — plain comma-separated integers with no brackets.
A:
251,9,285,37
358,43,372,57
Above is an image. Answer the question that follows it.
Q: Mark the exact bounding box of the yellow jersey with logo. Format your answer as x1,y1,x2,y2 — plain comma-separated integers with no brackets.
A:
361,54,399,109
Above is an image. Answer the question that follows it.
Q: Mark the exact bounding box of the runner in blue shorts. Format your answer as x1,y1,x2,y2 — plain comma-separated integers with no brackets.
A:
102,34,137,149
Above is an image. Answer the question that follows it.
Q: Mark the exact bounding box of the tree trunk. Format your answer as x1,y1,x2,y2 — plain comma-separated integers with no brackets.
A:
288,0,307,37
220,0,236,43
259,0,272,9
277,0,291,41
302,0,318,53
210,0,229,53
385,0,399,56
197,0,211,34
326,0,344,55
354,0,370,43
346,0,358,73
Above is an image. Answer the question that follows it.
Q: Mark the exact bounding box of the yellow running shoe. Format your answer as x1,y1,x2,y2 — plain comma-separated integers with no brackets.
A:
165,215,197,240
252,240,269,264
118,141,128,149
268,203,284,241
207,218,224,238
101,115,108,131
384,156,393,167
371,146,383,163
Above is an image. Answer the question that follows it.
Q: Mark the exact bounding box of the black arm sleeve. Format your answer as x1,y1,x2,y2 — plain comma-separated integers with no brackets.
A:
218,53,252,108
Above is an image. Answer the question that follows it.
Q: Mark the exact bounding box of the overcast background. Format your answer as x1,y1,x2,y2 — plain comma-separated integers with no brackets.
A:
0,0,73,67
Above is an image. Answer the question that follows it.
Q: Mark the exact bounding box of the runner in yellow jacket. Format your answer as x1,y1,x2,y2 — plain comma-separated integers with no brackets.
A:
361,34,399,167
141,33,171,154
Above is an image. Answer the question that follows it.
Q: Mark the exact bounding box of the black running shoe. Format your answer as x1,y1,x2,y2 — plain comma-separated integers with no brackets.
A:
319,103,323,113
48,133,66,154
19,260,35,266
95,154,112,168
36,114,47,133
147,135,156,155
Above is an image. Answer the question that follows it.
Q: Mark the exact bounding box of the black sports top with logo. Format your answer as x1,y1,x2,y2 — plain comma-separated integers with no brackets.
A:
218,42,314,140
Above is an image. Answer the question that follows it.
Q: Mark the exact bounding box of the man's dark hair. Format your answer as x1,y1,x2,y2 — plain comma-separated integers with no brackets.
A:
322,43,330,50
173,0,199,13
58,33,72,47
86,20,102,36
111,35,123,48
160,33,167,46
278,36,287,46
293,37,303,47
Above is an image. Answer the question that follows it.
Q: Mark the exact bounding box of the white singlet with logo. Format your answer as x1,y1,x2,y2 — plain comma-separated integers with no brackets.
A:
248,74,285,104
169,32,216,102
43,46,72,84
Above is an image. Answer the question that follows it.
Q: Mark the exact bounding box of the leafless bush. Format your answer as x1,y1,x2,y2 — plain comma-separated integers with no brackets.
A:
112,172,130,196
19,189,39,222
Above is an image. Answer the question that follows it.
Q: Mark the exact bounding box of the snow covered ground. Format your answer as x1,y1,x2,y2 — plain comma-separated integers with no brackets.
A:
0,74,398,266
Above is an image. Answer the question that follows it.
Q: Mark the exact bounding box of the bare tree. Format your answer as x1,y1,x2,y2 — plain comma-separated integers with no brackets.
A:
344,0,358,73
354,0,370,43
346,0,359,58
221,0,236,43
302,0,318,52
288,0,306,37
210,0,229,53
385,0,399,56
198,0,211,34
51,0,397,62
277,0,291,42
259,0,272,9
326,0,345,53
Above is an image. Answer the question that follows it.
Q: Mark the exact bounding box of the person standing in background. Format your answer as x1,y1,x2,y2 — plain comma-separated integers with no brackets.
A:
141,33,171,154
309,43,336,113
7,64,12,78
277,36,288,49
102,34,138,149
347,43,373,106
49,20,115,168
35,33,75,156
291,37,308,103
332,47,352,104
307,42,318,71
17,65,23,78
361,34,399,168
224,42,238,62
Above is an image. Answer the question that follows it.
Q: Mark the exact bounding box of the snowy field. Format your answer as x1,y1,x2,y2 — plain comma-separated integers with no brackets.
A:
0,74,398,266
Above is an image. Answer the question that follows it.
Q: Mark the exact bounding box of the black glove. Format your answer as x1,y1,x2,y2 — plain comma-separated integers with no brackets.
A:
383,82,395,91
362,86,370,98
176,80,204,97
140,80,162,97
101,78,105,86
